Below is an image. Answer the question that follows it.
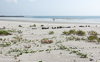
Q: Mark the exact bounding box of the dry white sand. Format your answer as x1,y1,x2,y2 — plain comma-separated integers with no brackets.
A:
0,20,100,62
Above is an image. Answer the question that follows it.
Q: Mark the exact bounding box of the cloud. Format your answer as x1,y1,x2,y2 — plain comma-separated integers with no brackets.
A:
5,0,18,3
28,0,37,2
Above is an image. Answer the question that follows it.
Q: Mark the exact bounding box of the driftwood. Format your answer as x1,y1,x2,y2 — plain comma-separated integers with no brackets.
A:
65,26,71,28
79,25,84,27
42,27,49,29
88,25,90,27
52,27,56,29
57,26,63,29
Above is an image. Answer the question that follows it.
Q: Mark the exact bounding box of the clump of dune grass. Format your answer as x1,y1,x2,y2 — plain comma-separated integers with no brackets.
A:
49,31,54,35
41,38,53,44
0,30,11,35
39,50,44,52
39,61,42,62
63,30,76,35
13,34,23,42
87,36,97,42
97,38,100,43
59,45,67,50
18,25,22,27
0,38,2,40
30,24,36,27
69,29,76,35
62,31,67,34
33,24,36,27
88,30,98,36
62,31,70,35
76,30,86,36
81,37,86,40
17,30,23,34
63,30,86,36
41,25,44,27
67,37,74,40
75,37,80,41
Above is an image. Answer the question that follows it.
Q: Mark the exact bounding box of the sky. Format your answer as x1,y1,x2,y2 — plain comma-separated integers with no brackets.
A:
0,0,100,16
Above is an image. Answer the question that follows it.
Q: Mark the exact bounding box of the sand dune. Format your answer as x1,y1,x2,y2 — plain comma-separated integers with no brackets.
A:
0,20,100,62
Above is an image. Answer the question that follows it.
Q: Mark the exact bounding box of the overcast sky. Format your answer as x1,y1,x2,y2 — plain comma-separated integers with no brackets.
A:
0,0,100,16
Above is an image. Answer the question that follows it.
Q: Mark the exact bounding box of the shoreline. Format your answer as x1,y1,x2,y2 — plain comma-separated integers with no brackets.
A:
0,19,100,25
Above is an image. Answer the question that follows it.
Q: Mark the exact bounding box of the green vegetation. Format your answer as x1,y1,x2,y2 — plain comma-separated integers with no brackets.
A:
76,30,86,36
97,38,100,42
39,61,42,62
7,29,16,32
87,36,97,42
41,25,44,27
49,31,54,34
62,30,76,35
55,41,62,44
69,29,76,35
41,38,53,44
70,50,78,53
60,52,62,54
17,30,23,34
39,50,44,52
17,54,20,57
8,51,11,54
70,50,88,58
18,25,22,27
0,42,11,47
14,55,17,58
67,36,75,40
11,40,17,44
88,30,98,36
0,51,2,54
33,24,36,27
75,37,80,41
62,30,85,36
10,48,21,52
0,38,2,40
81,37,85,40
0,30,11,35
30,50,37,53
77,52,88,58
30,24,36,27
19,52,23,55
63,31,67,34
59,45,67,50
41,38,48,40
62,31,69,35
45,49,50,51
13,34,23,42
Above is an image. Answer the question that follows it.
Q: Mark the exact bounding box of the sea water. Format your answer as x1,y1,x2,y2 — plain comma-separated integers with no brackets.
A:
0,16,100,23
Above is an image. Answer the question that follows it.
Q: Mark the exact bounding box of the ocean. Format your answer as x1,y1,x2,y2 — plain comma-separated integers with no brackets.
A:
0,16,100,23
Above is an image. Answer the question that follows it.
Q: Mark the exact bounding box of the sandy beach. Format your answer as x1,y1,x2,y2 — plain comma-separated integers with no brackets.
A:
0,20,100,62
